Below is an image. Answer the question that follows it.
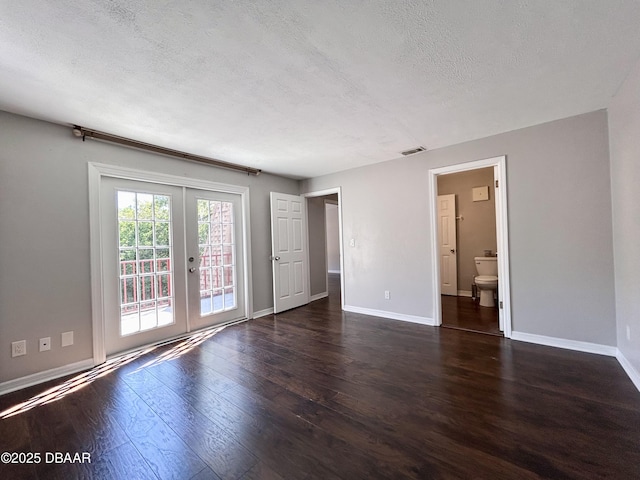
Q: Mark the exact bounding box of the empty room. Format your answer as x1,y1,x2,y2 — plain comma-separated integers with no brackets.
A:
1,1,640,479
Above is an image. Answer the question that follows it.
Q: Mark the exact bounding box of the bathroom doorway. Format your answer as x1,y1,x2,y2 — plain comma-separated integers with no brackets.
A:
429,156,512,338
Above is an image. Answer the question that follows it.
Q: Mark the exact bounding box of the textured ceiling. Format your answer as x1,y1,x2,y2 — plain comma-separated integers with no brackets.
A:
1,1,640,179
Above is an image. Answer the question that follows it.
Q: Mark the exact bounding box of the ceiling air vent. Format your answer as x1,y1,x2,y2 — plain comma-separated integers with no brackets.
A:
400,146,426,156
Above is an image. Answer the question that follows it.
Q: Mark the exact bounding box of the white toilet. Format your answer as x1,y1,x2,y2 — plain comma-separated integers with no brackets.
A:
474,257,498,307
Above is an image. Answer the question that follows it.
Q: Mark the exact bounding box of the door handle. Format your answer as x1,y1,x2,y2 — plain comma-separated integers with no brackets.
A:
270,255,281,261
189,267,196,273
450,249,455,254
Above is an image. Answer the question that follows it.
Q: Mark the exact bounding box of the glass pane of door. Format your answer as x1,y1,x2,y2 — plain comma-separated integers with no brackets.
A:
117,191,175,335
197,199,237,315
101,178,187,356
186,189,245,329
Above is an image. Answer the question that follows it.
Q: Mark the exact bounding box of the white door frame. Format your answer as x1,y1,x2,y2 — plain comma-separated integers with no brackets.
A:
88,162,253,364
301,188,345,310
428,155,512,338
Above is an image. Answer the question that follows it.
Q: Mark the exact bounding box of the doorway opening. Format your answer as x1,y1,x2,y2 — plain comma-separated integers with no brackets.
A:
302,188,345,310
429,156,512,338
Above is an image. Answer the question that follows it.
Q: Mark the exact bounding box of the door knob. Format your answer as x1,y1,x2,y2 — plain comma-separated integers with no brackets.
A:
189,267,196,273
450,249,455,254
270,255,281,261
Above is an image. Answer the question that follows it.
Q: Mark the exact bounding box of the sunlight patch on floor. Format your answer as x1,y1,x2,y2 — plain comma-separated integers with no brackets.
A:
131,325,225,372
0,347,156,419
0,324,229,419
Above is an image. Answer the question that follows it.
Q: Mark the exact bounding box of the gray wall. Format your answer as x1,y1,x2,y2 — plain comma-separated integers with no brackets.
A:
302,110,616,345
609,57,640,374
326,202,340,273
0,110,298,384
437,167,497,292
307,196,327,296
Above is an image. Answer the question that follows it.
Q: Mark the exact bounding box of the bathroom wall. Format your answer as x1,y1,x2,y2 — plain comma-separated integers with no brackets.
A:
437,167,497,293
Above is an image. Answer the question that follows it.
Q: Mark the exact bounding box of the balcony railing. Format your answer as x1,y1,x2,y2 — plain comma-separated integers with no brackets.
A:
120,258,171,308
119,253,234,308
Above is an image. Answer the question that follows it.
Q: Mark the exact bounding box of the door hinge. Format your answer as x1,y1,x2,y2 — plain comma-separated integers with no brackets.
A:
495,180,499,188
499,301,504,309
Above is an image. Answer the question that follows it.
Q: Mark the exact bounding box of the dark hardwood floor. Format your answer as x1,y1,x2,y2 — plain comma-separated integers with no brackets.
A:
441,295,501,336
2,274,640,479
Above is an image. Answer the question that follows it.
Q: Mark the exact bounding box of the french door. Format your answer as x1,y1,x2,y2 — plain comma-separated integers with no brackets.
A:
101,177,245,356
185,188,245,331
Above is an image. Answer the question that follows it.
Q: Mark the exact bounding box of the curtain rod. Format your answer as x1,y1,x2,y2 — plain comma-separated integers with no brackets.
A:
72,125,261,176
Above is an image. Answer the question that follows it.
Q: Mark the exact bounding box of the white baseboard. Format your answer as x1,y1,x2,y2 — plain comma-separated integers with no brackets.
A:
344,305,435,326
0,358,95,397
616,350,640,392
328,270,341,274
499,332,640,391
510,331,617,357
310,292,328,302
457,290,472,297
252,308,274,319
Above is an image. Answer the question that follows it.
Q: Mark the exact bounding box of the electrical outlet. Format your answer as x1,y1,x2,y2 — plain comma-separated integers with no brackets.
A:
350,238,355,247
39,337,51,352
627,325,631,341
61,331,74,347
12,340,26,357
384,290,390,300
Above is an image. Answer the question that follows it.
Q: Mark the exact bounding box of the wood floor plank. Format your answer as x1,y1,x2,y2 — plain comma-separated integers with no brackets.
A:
0,412,37,480
139,384,258,480
91,376,207,480
189,466,222,480
238,461,284,480
151,363,344,479
218,383,391,480
100,442,160,480
63,382,130,458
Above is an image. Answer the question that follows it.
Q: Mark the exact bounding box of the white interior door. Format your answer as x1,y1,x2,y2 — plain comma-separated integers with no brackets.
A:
101,178,188,356
438,194,458,296
185,189,245,329
270,192,310,313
